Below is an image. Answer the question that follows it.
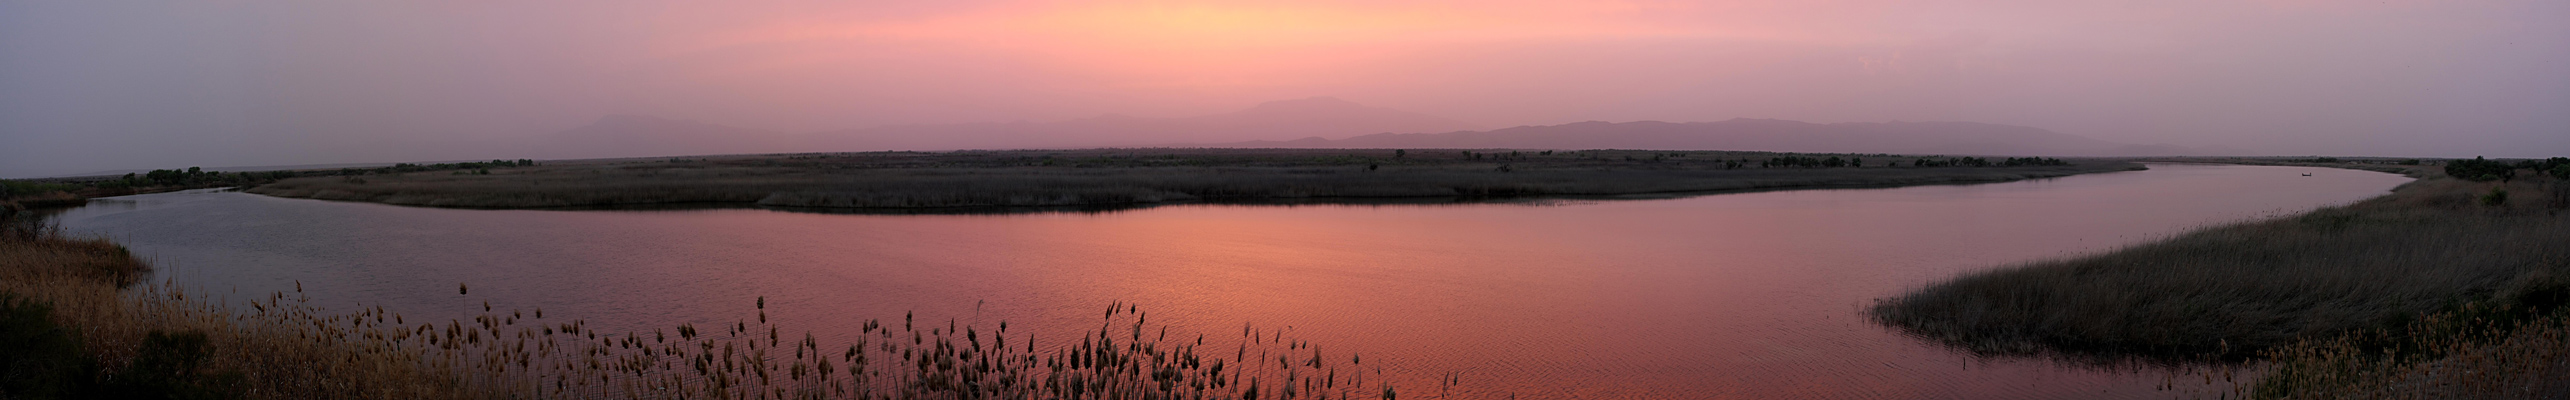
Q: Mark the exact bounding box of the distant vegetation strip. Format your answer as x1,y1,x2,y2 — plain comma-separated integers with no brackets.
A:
0,202,1429,399
0,160,541,212
1869,159,2570,398
230,149,2135,211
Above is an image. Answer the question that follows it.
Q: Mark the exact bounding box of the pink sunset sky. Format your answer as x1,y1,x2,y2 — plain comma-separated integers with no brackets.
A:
2,1,2564,176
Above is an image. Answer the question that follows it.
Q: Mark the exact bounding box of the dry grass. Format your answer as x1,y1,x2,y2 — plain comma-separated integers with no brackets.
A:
1872,169,2570,363
2,218,485,399
2233,301,2570,399
0,221,147,288
244,149,2139,211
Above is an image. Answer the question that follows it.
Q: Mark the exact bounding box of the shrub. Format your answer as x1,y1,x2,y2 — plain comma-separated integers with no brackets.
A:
107,330,245,400
2482,187,2509,206
2551,181,2570,211
0,294,99,399
2446,157,2516,181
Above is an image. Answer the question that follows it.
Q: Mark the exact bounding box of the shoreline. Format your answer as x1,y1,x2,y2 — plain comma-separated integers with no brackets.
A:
255,167,2145,215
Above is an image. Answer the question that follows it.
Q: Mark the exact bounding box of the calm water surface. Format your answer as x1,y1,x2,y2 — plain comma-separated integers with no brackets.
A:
53,164,2410,399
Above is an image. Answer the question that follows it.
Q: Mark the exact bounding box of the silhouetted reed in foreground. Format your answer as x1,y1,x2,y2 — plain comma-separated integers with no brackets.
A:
374,297,1406,400
2,215,1423,399
2223,297,2570,399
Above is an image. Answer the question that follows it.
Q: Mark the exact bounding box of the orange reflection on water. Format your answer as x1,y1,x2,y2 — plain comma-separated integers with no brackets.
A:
61,164,2412,398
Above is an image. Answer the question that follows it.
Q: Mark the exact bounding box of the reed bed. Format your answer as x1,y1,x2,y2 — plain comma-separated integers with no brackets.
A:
1870,166,2570,396
2226,300,2570,399
350,297,1407,400
243,149,2138,211
1873,172,2570,362
3,213,1420,399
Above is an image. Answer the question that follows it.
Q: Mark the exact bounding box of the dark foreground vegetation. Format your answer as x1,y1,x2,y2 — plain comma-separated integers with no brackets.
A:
241,148,2134,211
0,210,1425,399
1871,160,2570,398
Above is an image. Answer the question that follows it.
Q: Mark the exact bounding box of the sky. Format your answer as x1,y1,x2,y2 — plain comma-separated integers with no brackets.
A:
3,1,2565,177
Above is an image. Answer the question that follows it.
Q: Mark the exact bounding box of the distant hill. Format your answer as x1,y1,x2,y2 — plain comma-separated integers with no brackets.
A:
530,101,2206,160
533,115,802,159
801,97,1480,150
531,97,1479,159
1214,119,2208,156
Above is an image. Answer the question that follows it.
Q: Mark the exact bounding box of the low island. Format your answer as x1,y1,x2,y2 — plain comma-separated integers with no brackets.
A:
241,148,2140,211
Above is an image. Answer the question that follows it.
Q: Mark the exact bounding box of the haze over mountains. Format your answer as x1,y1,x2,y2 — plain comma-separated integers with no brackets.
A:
533,97,2212,160
1223,119,2210,156
533,97,1478,159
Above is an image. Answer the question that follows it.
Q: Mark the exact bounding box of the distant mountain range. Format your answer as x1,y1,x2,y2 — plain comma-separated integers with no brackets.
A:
806,96,1482,151
532,97,2211,159
537,114,804,160
532,97,1479,159
1212,119,2209,156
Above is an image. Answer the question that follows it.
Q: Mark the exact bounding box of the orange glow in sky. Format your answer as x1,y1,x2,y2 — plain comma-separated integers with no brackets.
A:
3,0,2565,175
670,1,1764,88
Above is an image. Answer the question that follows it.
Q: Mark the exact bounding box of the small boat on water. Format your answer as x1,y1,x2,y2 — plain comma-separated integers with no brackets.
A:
2302,173,2313,176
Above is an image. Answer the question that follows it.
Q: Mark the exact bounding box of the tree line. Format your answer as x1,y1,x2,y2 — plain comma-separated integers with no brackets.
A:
1749,156,2070,168
2446,156,2570,182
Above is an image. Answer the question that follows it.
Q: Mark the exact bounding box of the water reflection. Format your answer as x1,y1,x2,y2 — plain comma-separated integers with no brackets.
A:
50,164,2410,399
528,194,1600,216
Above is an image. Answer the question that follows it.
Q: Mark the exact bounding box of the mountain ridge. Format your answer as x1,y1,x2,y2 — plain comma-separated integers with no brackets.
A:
531,99,2210,159
1209,118,2209,156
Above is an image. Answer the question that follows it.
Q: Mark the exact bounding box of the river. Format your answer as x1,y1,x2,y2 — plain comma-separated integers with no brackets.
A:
48,163,2410,399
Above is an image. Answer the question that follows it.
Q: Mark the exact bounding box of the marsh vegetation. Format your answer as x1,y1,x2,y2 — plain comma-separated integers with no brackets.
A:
241,148,2137,211
1870,161,2570,397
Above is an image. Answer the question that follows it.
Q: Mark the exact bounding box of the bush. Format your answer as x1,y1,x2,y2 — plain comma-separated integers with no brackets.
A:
1,180,82,198
0,294,100,399
2482,187,2509,206
2000,157,2069,167
2446,157,2516,181
2,225,240,399
108,330,245,400
2551,181,2570,211
0,299,245,400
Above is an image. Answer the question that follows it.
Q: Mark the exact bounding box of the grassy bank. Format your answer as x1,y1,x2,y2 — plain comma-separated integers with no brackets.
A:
2243,296,2570,398
1868,162,2570,396
1872,168,2569,361
1,214,486,399
242,149,2138,211
1,209,1424,399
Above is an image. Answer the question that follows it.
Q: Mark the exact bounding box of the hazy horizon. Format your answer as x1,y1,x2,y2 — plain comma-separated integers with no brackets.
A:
6,1,2567,177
